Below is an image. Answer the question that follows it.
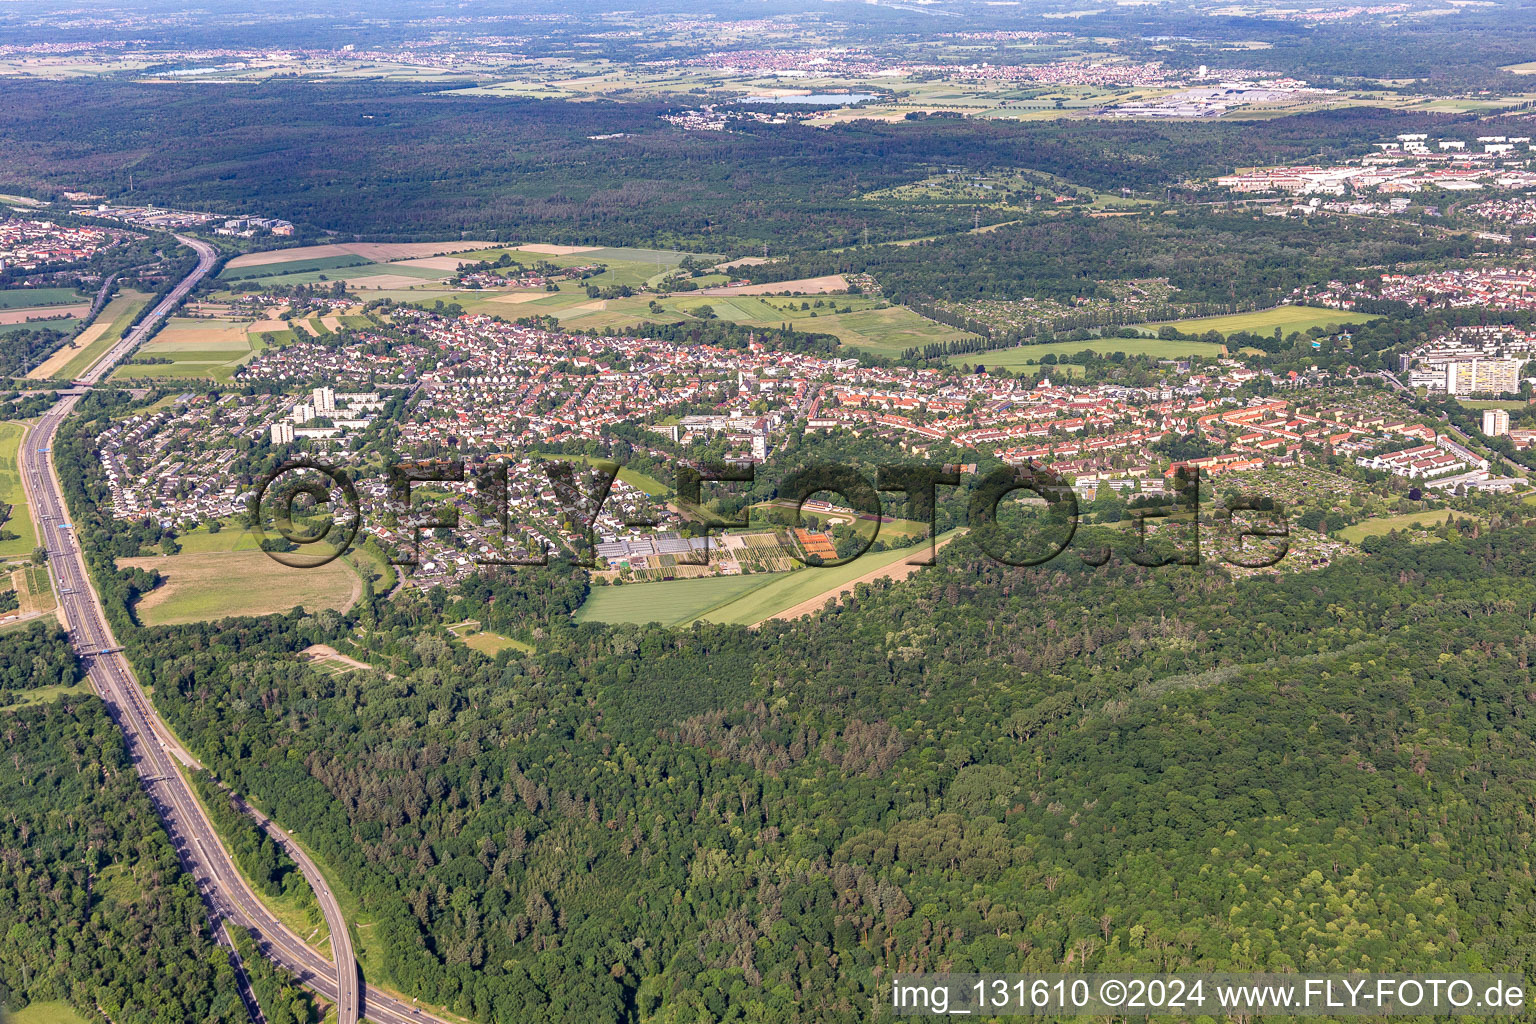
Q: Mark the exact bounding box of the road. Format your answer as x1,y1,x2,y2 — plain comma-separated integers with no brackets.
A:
16,234,450,1024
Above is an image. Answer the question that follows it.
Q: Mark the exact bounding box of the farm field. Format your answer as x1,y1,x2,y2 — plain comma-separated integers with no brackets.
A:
0,304,88,325
0,317,80,339
0,287,89,309
0,421,37,558
950,337,1225,369
110,317,266,381
9,562,55,616
574,534,952,627
574,573,770,627
118,549,360,625
444,285,974,355
31,290,150,380
219,240,498,293
695,534,954,626
1140,306,1380,338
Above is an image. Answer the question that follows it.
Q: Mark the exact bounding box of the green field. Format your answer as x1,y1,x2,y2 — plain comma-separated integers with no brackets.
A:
111,317,266,382
575,532,953,627
0,421,36,558
694,535,952,626
0,287,88,309
219,254,373,280
1140,306,1380,338
1459,399,1527,410
0,318,80,338
447,620,534,656
574,574,771,626
1337,509,1458,544
52,290,151,380
533,453,671,496
1,1002,92,1024
118,549,360,625
0,679,89,709
437,284,975,356
951,337,1225,369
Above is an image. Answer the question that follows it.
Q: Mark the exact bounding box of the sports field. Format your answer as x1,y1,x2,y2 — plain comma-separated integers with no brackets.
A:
1140,306,1380,338
118,549,360,625
0,421,37,558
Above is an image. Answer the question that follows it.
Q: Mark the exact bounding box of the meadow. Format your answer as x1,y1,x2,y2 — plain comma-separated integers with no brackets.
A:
575,534,951,627
574,574,770,627
1337,509,1459,544
0,421,37,559
1140,306,1380,338
1,1002,92,1024
32,290,150,381
951,336,1225,369
118,549,360,625
437,284,972,355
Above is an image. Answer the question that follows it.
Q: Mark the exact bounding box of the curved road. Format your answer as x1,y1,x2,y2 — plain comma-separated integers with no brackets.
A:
18,235,448,1024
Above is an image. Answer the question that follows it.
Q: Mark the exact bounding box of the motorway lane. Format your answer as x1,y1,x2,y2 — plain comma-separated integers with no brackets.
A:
14,237,453,1024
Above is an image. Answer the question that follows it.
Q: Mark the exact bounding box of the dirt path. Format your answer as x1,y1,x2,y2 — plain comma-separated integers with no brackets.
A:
301,644,374,672
761,531,961,624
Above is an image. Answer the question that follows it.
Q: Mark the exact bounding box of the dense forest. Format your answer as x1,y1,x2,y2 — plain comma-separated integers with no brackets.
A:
0,80,1468,253
0,622,249,1022
106,521,1536,1023
744,210,1496,308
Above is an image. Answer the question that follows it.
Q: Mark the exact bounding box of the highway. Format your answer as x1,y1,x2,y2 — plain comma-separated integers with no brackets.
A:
17,235,449,1024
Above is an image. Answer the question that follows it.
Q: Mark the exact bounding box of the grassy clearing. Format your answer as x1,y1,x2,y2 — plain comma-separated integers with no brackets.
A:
447,620,533,656
0,679,90,709
3,1002,93,1024
1140,306,1380,338
1337,509,1458,544
951,337,1225,369
118,549,359,625
172,522,263,554
0,421,36,559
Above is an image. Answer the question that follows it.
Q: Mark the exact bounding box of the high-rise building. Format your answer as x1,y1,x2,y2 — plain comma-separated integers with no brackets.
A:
292,402,314,424
270,422,295,443
1440,358,1520,397
1483,408,1510,437
312,386,337,416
